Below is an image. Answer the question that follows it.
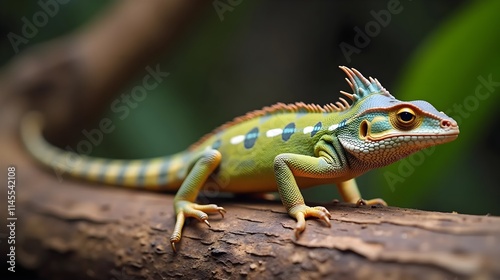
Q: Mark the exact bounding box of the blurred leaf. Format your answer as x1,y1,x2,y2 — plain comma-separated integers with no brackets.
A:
94,0,261,158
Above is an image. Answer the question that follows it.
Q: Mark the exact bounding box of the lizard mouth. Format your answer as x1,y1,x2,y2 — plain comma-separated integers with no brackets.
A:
341,130,459,165
366,132,459,147
366,127,460,143
341,131,458,157
361,132,460,157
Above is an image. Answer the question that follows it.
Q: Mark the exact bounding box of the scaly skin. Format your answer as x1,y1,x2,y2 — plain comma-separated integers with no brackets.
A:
21,66,460,251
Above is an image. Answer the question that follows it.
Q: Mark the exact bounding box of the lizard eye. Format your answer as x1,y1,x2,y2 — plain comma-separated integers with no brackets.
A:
390,107,420,130
397,108,415,124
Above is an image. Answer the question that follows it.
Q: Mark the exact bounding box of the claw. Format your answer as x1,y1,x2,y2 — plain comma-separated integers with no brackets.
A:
319,213,332,227
356,198,387,207
289,205,332,239
204,219,211,227
356,198,367,206
218,208,227,218
294,229,302,240
294,212,306,239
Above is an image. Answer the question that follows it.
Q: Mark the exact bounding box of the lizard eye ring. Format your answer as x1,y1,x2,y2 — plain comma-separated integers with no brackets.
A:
391,107,421,130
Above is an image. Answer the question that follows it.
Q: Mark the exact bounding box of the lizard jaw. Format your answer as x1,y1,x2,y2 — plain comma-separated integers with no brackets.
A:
341,132,458,167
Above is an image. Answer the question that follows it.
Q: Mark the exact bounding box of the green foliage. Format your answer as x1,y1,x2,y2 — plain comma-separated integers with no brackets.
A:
93,0,261,159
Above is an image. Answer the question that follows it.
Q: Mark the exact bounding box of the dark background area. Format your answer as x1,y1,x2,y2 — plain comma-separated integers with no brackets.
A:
1,0,498,216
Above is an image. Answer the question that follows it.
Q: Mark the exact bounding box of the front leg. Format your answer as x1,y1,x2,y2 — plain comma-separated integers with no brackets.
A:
274,153,337,238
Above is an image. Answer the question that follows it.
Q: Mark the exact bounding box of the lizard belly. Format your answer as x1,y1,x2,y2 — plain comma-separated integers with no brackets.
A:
206,157,277,193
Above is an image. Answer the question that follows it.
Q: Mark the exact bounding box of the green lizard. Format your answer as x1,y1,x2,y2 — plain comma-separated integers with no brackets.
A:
21,66,459,251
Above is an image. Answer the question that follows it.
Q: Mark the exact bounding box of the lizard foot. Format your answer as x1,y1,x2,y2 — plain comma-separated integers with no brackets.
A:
170,200,226,252
356,198,388,207
288,204,332,239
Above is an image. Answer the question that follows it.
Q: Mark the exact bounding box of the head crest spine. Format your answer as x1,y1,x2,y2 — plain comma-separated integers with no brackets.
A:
338,66,392,106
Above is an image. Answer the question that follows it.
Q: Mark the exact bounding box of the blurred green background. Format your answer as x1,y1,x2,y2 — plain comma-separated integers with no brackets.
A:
1,0,499,215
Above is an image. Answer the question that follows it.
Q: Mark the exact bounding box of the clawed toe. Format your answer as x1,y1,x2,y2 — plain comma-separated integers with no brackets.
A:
318,209,332,226
289,205,332,239
191,203,226,218
170,200,226,252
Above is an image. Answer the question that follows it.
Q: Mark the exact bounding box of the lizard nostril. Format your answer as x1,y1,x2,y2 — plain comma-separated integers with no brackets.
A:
440,120,455,128
360,120,368,138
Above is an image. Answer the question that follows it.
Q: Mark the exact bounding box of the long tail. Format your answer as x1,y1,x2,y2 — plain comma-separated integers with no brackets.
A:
20,112,186,191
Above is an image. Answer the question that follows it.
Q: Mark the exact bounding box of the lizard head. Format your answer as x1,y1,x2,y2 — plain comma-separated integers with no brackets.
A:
335,67,459,168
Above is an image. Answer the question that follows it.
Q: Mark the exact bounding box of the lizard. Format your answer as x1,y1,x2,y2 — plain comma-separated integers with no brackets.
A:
20,66,460,251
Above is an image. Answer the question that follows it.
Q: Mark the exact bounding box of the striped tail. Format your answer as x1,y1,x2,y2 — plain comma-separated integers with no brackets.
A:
20,112,188,191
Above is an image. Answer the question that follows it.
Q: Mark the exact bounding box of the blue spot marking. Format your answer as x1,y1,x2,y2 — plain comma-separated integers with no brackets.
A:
244,127,259,149
295,111,307,119
80,160,92,178
338,119,347,129
212,139,222,150
157,158,170,185
115,162,129,185
97,160,110,182
282,122,295,141
311,122,322,137
259,114,272,123
136,161,148,186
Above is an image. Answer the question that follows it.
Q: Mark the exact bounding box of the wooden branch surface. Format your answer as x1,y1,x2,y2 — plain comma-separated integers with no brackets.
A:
1,104,500,280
